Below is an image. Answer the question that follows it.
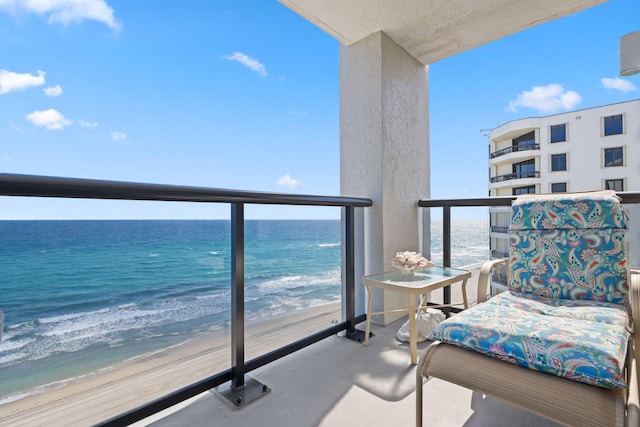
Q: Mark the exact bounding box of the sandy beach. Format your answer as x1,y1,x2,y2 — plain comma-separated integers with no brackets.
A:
0,302,342,427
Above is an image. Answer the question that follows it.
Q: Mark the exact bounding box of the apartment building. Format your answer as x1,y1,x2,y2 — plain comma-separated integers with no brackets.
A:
488,99,640,283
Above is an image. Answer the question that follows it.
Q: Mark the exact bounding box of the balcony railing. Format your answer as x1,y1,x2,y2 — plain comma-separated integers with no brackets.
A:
4,173,640,425
491,249,510,258
489,171,540,183
0,173,372,426
491,226,509,233
490,143,540,159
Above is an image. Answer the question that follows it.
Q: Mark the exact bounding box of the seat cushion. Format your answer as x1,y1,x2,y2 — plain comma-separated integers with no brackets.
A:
508,191,629,305
508,228,629,304
427,292,631,389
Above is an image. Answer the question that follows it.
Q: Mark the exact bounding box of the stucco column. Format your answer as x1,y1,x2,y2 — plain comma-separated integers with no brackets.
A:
340,32,430,324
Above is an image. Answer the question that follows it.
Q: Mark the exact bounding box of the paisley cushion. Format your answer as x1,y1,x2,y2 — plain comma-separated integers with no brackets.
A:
508,228,628,304
507,191,629,305
427,291,631,389
509,190,628,231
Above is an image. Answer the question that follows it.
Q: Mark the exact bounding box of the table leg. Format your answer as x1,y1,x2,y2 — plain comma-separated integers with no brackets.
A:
365,284,372,346
461,278,469,309
409,295,417,364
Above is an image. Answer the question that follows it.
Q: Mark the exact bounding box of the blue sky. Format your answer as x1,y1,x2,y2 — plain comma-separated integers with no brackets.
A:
0,0,639,219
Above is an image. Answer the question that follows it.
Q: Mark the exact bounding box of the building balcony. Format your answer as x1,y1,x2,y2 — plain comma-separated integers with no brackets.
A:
489,143,540,159
491,249,510,258
2,175,639,427
490,225,509,234
489,171,540,183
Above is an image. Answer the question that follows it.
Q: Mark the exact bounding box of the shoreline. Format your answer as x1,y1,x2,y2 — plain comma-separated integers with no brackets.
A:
0,302,342,426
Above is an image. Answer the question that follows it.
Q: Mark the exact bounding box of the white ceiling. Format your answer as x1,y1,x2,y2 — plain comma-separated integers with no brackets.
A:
279,0,607,65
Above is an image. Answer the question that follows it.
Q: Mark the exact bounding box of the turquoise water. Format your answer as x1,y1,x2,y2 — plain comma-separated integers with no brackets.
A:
429,220,490,268
0,219,489,403
0,220,342,402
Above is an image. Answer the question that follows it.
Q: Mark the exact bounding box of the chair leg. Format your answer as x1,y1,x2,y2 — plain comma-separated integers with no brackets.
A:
416,343,438,426
416,342,444,426
416,363,423,427
627,342,639,427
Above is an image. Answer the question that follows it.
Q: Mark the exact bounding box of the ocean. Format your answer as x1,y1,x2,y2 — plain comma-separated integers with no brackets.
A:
0,219,488,404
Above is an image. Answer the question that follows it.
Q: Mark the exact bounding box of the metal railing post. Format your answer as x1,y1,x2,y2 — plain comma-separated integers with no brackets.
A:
216,202,270,407
443,206,452,306
231,202,245,389
343,206,367,342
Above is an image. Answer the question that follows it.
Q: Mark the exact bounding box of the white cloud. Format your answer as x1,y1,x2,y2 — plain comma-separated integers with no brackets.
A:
26,108,71,130
0,0,120,30
601,77,637,93
44,84,63,97
277,174,302,188
79,119,98,128
0,69,45,94
111,131,127,141
224,52,267,77
506,84,582,114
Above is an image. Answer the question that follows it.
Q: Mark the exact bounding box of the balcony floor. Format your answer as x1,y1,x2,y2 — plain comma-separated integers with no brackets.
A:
141,316,561,427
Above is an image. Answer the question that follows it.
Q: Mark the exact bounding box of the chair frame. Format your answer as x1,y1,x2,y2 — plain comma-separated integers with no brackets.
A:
416,260,640,426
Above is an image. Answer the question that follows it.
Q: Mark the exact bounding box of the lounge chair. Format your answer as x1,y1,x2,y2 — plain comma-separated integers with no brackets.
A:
416,191,640,426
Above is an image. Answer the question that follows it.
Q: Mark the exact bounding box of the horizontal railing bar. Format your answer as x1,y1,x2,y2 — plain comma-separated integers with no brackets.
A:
489,171,540,183
0,173,372,208
491,250,510,258
490,143,540,158
95,316,365,427
491,226,509,233
97,370,232,427
419,196,515,207
419,192,640,208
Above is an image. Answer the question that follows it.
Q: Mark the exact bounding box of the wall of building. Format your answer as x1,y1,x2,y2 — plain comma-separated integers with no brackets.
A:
489,99,640,195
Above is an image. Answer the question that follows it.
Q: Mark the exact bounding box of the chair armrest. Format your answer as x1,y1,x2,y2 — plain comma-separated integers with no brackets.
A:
629,268,640,426
477,259,507,304
628,340,639,427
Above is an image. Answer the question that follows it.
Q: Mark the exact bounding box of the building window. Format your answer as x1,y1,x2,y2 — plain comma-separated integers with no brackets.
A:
513,186,536,195
551,153,567,171
512,131,536,150
605,179,624,192
604,114,623,136
604,147,624,167
551,182,567,193
513,159,535,179
550,124,566,143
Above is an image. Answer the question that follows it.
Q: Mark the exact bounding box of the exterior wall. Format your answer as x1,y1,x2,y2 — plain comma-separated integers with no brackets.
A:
340,32,430,324
489,99,640,196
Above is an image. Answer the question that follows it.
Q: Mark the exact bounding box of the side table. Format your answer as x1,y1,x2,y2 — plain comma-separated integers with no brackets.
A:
363,267,471,364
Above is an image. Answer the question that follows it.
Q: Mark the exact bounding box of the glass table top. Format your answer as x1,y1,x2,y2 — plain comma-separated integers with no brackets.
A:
364,266,470,288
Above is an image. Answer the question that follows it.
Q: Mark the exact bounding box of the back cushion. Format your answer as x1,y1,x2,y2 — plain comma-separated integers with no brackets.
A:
508,191,629,305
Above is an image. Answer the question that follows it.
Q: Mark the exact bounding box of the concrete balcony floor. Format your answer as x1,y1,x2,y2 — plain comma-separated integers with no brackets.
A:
141,315,562,427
